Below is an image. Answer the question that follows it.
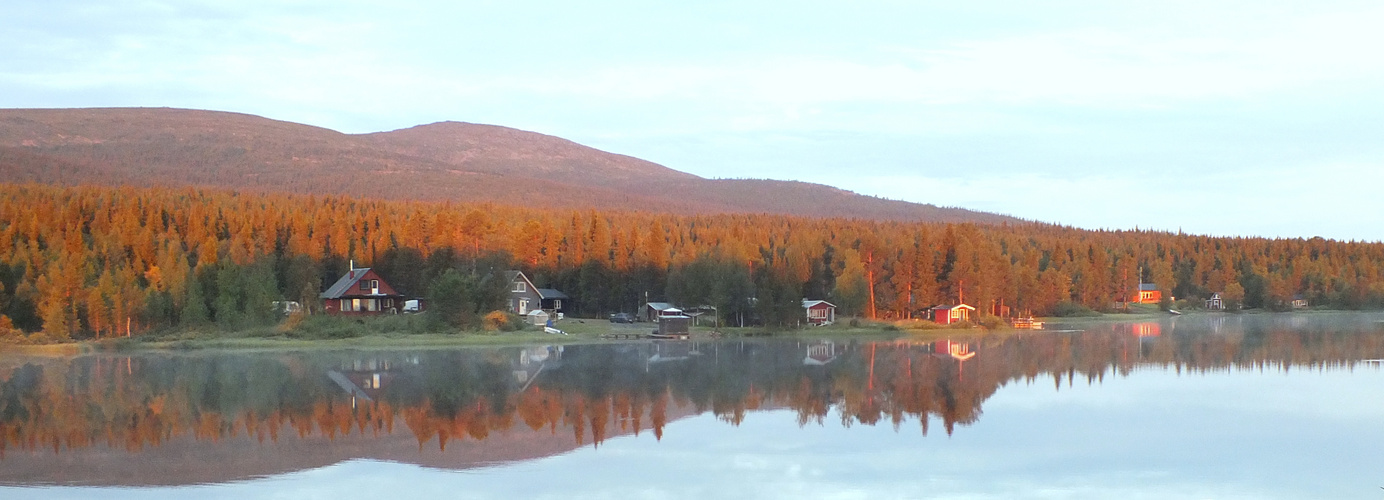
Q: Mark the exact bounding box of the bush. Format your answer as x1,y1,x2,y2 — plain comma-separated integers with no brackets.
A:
482,310,524,332
979,316,1008,330
1053,301,1100,317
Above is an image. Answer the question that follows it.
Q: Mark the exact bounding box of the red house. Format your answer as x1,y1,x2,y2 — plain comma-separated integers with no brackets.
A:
321,267,405,315
802,300,836,326
1133,283,1161,304
929,303,976,325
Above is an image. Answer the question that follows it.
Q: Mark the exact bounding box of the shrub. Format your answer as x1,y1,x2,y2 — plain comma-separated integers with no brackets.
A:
482,310,523,332
1053,301,1100,317
979,316,1008,330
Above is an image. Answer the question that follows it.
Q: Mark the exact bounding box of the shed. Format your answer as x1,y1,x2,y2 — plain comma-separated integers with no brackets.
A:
642,302,682,322
656,315,691,338
1205,292,1224,311
802,299,836,326
929,303,976,325
1134,283,1162,304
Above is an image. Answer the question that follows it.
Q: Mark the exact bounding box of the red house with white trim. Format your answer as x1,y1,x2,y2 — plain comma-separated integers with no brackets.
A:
929,303,976,325
1133,283,1161,304
321,267,405,315
802,300,836,326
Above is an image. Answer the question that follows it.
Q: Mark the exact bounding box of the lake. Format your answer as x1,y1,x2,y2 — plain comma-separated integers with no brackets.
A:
2,312,1383,499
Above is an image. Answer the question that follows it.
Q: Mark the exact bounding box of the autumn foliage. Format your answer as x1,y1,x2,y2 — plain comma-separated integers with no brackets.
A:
1,183,1383,338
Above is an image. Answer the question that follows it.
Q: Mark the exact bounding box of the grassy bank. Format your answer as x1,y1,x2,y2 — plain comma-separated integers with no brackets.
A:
8,307,1347,354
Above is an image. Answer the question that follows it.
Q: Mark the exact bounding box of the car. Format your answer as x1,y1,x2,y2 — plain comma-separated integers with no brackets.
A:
609,312,635,323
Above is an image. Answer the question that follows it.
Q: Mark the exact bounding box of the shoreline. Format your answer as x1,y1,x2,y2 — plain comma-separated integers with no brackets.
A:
1,309,1373,355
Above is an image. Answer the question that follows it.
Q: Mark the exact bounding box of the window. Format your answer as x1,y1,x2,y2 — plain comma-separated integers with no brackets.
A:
360,280,369,291
553,299,562,309
512,281,527,292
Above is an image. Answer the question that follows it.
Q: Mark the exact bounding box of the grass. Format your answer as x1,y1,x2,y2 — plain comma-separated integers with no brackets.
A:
9,306,1331,354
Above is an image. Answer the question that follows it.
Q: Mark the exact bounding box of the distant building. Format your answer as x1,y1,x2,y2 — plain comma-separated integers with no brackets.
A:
656,314,691,338
505,271,569,316
537,288,569,315
929,303,975,325
1133,283,1162,304
321,267,404,315
802,300,836,326
642,302,682,322
1291,294,1309,309
505,271,542,315
1205,292,1225,311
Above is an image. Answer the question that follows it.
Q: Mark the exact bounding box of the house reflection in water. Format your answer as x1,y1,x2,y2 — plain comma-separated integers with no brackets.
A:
804,341,839,366
1132,322,1161,338
515,346,564,388
328,355,420,407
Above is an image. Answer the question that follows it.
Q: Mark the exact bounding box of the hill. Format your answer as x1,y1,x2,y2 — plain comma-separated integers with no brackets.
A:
0,107,1015,223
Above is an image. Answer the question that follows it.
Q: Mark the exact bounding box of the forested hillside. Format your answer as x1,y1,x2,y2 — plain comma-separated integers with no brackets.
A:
0,108,1012,223
1,184,1381,339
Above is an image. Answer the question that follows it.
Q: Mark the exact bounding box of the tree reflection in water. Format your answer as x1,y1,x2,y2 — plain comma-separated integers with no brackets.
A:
0,313,1381,484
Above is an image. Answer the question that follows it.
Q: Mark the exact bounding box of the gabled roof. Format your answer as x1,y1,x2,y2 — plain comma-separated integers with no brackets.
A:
506,270,539,292
802,299,836,308
930,303,976,311
321,268,396,299
1138,283,1158,291
537,288,568,300
646,302,677,311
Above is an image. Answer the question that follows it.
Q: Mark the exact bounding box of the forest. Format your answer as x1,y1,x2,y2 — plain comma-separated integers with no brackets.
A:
1,183,1383,340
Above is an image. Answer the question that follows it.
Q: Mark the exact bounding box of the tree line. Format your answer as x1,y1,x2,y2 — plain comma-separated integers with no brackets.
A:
1,183,1383,338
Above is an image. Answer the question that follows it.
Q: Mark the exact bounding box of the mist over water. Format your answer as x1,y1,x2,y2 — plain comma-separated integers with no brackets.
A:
2,312,1383,499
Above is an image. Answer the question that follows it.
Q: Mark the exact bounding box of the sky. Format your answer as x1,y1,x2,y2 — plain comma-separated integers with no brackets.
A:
3,1,1383,241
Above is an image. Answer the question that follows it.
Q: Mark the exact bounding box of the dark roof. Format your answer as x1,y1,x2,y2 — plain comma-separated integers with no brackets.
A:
1138,283,1158,291
322,268,397,299
537,288,568,300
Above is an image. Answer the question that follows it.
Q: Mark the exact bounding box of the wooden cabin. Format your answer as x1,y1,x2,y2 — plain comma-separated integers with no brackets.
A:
642,302,682,322
654,315,691,339
321,267,404,316
1134,283,1162,304
929,303,975,325
802,300,836,326
505,271,567,317
1205,292,1225,311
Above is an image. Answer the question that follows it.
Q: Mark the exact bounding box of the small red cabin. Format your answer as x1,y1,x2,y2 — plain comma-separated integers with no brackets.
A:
929,303,976,325
1134,283,1161,304
321,267,404,315
802,300,836,326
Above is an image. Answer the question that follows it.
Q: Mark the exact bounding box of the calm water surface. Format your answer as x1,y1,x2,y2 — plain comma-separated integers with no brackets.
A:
2,313,1383,499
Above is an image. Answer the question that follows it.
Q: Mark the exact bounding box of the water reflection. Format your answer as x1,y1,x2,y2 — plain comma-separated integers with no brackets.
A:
1,313,1382,487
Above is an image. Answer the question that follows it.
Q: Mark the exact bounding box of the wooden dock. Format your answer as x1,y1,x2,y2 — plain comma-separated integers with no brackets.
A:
601,331,650,340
